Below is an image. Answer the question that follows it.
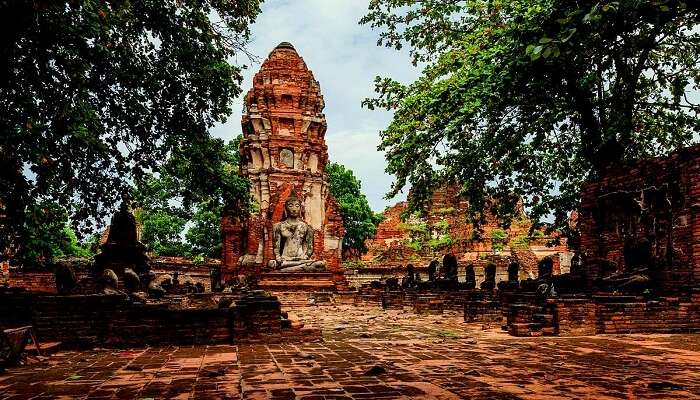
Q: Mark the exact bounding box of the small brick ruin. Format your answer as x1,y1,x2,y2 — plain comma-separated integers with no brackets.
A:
6,257,216,294
358,185,570,284
221,42,345,290
579,144,700,292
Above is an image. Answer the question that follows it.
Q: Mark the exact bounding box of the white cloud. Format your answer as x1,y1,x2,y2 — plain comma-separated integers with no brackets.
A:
211,0,418,211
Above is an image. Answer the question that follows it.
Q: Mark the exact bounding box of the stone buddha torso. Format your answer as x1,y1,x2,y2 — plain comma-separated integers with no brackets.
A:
269,198,326,272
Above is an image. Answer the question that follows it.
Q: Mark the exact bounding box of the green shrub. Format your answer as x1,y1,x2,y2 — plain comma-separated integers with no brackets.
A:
432,220,450,233
427,234,455,250
343,260,366,269
434,207,456,215
406,240,423,252
398,222,428,235
509,235,530,248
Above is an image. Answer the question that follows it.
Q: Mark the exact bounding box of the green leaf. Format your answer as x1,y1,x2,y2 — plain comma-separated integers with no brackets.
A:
543,46,553,58
561,28,577,42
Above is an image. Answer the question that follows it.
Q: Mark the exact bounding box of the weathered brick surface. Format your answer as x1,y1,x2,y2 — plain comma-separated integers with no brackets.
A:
7,271,56,292
502,291,700,336
578,144,700,292
591,293,700,334
221,42,345,289
555,297,597,336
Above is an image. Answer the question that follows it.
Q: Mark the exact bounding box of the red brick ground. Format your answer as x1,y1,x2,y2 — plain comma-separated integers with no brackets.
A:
2,305,700,399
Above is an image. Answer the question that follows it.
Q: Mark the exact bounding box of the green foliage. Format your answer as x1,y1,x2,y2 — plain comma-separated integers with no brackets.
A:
509,235,530,249
1,0,261,261
14,201,96,267
434,207,456,215
405,240,423,252
362,0,700,234
490,229,509,252
398,222,428,235
490,229,509,242
133,137,246,258
342,260,366,269
427,234,455,250
432,220,450,233
185,203,224,259
326,162,383,253
139,210,189,257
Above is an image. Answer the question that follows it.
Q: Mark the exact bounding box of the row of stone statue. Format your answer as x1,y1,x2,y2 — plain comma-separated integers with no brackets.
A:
399,253,552,292
397,236,661,295
56,264,208,298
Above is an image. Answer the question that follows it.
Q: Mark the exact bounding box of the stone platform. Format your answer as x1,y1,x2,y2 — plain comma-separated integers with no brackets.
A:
258,272,336,292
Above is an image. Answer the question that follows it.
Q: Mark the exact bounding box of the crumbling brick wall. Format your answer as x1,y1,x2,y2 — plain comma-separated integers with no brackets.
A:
361,185,569,271
578,145,700,292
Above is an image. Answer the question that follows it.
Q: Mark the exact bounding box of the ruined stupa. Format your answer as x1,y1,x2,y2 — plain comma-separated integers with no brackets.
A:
221,42,345,290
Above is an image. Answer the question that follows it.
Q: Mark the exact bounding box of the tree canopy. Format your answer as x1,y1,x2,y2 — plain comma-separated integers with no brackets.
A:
132,137,246,260
361,0,700,232
326,162,383,255
1,0,261,263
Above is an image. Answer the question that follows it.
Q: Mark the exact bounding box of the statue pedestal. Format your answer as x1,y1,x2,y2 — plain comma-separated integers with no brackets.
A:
259,272,336,292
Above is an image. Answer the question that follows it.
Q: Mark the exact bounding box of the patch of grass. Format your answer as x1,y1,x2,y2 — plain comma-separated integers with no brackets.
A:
434,329,460,338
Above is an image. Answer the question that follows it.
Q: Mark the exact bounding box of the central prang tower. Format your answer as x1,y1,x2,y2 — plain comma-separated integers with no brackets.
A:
222,42,345,290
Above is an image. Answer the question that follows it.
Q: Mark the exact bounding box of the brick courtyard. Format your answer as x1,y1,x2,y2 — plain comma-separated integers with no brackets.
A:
2,304,700,399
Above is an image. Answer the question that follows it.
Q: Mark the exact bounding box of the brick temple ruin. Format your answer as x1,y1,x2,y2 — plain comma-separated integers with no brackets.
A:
351,185,570,287
221,42,346,292
579,145,700,293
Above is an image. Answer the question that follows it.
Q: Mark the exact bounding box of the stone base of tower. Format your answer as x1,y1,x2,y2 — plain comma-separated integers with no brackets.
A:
258,272,337,292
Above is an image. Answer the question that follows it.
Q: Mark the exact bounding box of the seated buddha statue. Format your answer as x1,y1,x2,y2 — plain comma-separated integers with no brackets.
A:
267,194,326,272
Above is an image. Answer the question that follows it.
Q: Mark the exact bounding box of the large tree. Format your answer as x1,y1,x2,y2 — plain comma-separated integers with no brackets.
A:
361,0,700,232
1,0,261,263
326,162,383,255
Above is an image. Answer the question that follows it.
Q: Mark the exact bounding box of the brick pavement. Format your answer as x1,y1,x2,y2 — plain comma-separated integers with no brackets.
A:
2,305,700,399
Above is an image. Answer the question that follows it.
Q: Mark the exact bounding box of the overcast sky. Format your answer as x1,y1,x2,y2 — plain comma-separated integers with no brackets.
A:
210,0,419,212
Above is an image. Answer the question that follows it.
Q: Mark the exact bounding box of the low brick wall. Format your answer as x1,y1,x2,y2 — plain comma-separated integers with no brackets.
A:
8,267,209,294
7,272,56,293
592,293,700,334
555,298,597,336
0,291,318,347
357,288,504,322
505,291,700,336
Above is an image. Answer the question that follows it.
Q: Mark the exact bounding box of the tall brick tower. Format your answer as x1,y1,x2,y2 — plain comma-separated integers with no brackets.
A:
221,42,345,290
